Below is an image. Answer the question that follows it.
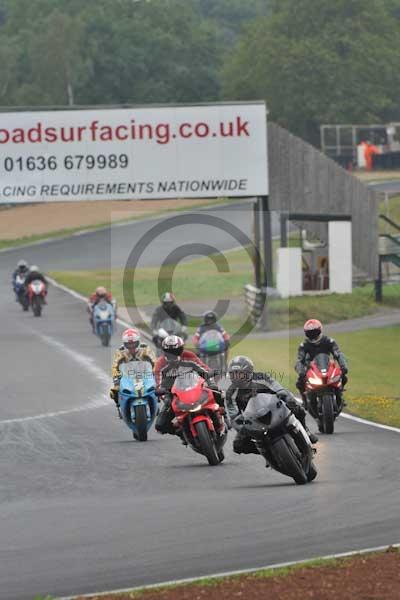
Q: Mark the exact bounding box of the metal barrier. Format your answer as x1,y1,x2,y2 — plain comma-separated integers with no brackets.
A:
244,284,267,328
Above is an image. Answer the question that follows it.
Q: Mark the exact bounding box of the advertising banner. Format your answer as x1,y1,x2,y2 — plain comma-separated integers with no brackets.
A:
0,103,268,203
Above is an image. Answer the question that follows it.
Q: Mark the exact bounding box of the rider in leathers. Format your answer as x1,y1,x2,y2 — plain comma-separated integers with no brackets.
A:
155,335,224,435
226,356,318,454
295,319,348,411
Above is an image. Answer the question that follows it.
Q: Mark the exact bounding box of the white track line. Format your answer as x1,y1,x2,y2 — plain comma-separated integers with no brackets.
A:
57,542,400,600
0,331,109,425
340,411,400,433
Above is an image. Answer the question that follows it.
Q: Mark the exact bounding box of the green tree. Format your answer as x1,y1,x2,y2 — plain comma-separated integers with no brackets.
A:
222,0,400,144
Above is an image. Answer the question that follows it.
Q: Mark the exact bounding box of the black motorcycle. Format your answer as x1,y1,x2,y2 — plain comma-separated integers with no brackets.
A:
233,393,317,485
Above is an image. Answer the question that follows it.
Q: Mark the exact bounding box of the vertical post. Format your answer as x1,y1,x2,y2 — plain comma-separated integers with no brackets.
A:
261,195,273,287
260,196,273,331
280,214,288,248
253,199,262,288
375,256,383,302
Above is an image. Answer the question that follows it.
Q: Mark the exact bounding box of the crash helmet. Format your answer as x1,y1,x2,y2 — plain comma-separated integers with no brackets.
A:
29,265,39,273
17,259,28,272
161,335,184,362
122,328,141,354
95,286,108,299
228,355,254,387
304,319,323,343
203,310,217,326
162,292,175,306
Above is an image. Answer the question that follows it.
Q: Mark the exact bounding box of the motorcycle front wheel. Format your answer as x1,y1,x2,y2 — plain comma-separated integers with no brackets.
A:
273,436,308,485
195,420,220,466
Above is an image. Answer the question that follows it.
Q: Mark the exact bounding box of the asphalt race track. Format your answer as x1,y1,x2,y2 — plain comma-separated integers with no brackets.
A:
0,206,399,600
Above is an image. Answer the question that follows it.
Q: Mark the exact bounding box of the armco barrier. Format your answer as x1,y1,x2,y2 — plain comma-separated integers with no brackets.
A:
244,283,267,328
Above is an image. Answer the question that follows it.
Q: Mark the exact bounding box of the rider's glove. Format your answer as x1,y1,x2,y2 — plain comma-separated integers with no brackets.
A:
110,388,119,402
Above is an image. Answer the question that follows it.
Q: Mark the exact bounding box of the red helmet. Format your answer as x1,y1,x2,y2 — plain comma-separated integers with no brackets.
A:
122,328,141,353
304,319,323,343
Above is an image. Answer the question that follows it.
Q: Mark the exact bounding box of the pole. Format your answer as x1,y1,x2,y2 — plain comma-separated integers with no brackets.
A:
261,195,273,287
375,256,383,302
280,214,288,248
253,199,262,288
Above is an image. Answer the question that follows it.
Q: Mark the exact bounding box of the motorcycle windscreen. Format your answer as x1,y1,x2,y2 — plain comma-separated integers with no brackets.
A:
244,393,291,430
173,371,202,391
159,318,182,335
120,360,155,393
198,330,226,354
313,353,331,373
94,301,114,319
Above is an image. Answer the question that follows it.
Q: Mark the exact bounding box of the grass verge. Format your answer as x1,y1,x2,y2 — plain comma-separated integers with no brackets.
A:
233,326,400,428
50,246,400,331
379,194,400,227
34,546,399,599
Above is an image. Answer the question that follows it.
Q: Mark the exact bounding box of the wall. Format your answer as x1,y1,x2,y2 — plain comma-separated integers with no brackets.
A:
267,122,379,280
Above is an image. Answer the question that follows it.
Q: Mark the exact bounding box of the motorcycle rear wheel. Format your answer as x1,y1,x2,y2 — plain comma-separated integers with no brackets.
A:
195,420,220,466
273,437,308,485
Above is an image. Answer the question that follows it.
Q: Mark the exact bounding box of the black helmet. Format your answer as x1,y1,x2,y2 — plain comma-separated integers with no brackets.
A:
228,355,254,387
203,310,217,326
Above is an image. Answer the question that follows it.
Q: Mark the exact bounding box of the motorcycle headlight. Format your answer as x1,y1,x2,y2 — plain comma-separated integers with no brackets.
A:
330,374,341,383
308,376,323,385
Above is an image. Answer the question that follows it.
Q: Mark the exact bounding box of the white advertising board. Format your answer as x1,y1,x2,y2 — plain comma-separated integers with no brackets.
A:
0,103,268,203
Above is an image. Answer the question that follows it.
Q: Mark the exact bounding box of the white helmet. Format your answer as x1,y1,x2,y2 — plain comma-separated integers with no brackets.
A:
29,265,39,272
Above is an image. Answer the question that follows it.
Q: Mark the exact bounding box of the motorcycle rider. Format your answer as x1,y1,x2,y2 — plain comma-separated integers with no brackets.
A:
295,319,348,411
151,292,188,343
227,355,318,455
12,260,29,299
110,328,156,419
23,265,48,301
192,310,230,351
88,286,115,331
154,335,224,435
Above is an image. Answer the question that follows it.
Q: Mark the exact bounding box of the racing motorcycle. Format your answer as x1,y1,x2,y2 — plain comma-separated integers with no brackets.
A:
153,318,184,356
13,274,29,311
233,393,317,485
305,353,343,434
197,330,228,382
27,280,47,317
118,361,158,441
169,369,227,465
93,300,115,347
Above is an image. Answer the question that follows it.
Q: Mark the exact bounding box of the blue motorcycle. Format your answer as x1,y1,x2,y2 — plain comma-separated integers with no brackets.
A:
118,361,158,441
93,301,115,346
13,273,29,311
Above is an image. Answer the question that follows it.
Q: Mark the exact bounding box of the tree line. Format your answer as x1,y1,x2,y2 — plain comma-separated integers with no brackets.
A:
1,0,399,145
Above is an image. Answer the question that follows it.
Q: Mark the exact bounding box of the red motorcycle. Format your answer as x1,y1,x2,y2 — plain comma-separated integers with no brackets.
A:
305,353,343,434
170,370,227,465
27,280,47,317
